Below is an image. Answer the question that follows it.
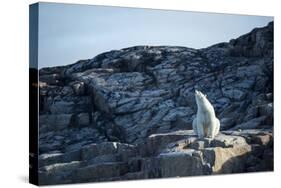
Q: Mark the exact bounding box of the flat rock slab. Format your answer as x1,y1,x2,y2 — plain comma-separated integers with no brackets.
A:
38,129,273,185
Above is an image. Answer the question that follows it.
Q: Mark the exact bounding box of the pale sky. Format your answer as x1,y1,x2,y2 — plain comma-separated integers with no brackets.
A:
38,2,273,68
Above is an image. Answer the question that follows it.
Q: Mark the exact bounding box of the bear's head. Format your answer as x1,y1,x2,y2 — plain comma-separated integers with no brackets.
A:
195,90,216,113
195,90,208,106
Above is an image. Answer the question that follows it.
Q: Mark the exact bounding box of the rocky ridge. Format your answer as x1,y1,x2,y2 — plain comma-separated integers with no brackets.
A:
38,22,273,185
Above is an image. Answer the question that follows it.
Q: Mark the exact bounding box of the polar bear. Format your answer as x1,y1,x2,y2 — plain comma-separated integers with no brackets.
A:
192,90,220,139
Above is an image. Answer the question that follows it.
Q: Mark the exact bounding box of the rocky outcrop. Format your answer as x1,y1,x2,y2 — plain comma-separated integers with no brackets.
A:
38,22,273,185
228,21,273,57
38,129,273,185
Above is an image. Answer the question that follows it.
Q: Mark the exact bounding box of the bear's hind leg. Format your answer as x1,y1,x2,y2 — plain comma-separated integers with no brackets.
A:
207,118,220,139
192,117,198,135
214,118,220,136
207,119,217,139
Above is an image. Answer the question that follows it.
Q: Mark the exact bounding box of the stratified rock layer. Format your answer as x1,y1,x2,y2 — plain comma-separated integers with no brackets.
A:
38,22,273,185
38,130,273,185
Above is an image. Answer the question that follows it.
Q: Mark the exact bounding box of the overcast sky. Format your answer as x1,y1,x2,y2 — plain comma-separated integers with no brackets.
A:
38,2,273,68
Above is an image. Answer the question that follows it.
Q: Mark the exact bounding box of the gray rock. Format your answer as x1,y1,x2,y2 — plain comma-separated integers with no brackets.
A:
39,153,64,167
202,145,251,174
38,161,82,185
39,74,61,85
40,161,82,174
86,154,119,165
37,22,273,184
222,88,246,101
231,116,268,130
69,113,90,128
65,141,89,153
39,114,72,132
81,142,137,161
162,107,194,122
71,81,85,95
229,22,273,57
38,129,273,184
49,100,75,114
210,134,247,148
266,93,273,100
73,162,128,182
141,130,195,156
171,116,193,130
152,151,210,177
220,117,236,130
259,103,273,116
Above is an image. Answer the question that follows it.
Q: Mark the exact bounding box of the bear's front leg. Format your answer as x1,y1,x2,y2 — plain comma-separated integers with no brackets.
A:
196,122,205,139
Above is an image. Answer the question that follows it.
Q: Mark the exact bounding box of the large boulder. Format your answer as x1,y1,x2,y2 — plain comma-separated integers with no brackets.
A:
141,129,272,177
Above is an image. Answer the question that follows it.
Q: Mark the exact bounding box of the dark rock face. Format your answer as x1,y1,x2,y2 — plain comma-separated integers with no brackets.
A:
38,22,273,185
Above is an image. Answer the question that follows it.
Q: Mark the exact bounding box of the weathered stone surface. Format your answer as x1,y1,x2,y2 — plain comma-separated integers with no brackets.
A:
39,114,72,132
147,152,210,178
39,150,81,167
39,153,64,167
37,22,273,185
220,117,236,130
81,142,137,161
228,22,273,57
71,81,85,95
231,116,268,130
37,129,273,185
40,34,273,142
210,134,248,148
140,130,195,156
203,145,251,174
38,161,82,185
39,73,61,85
72,162,128,182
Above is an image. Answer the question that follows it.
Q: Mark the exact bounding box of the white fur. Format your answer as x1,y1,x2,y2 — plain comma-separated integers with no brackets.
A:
192,90,220,139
